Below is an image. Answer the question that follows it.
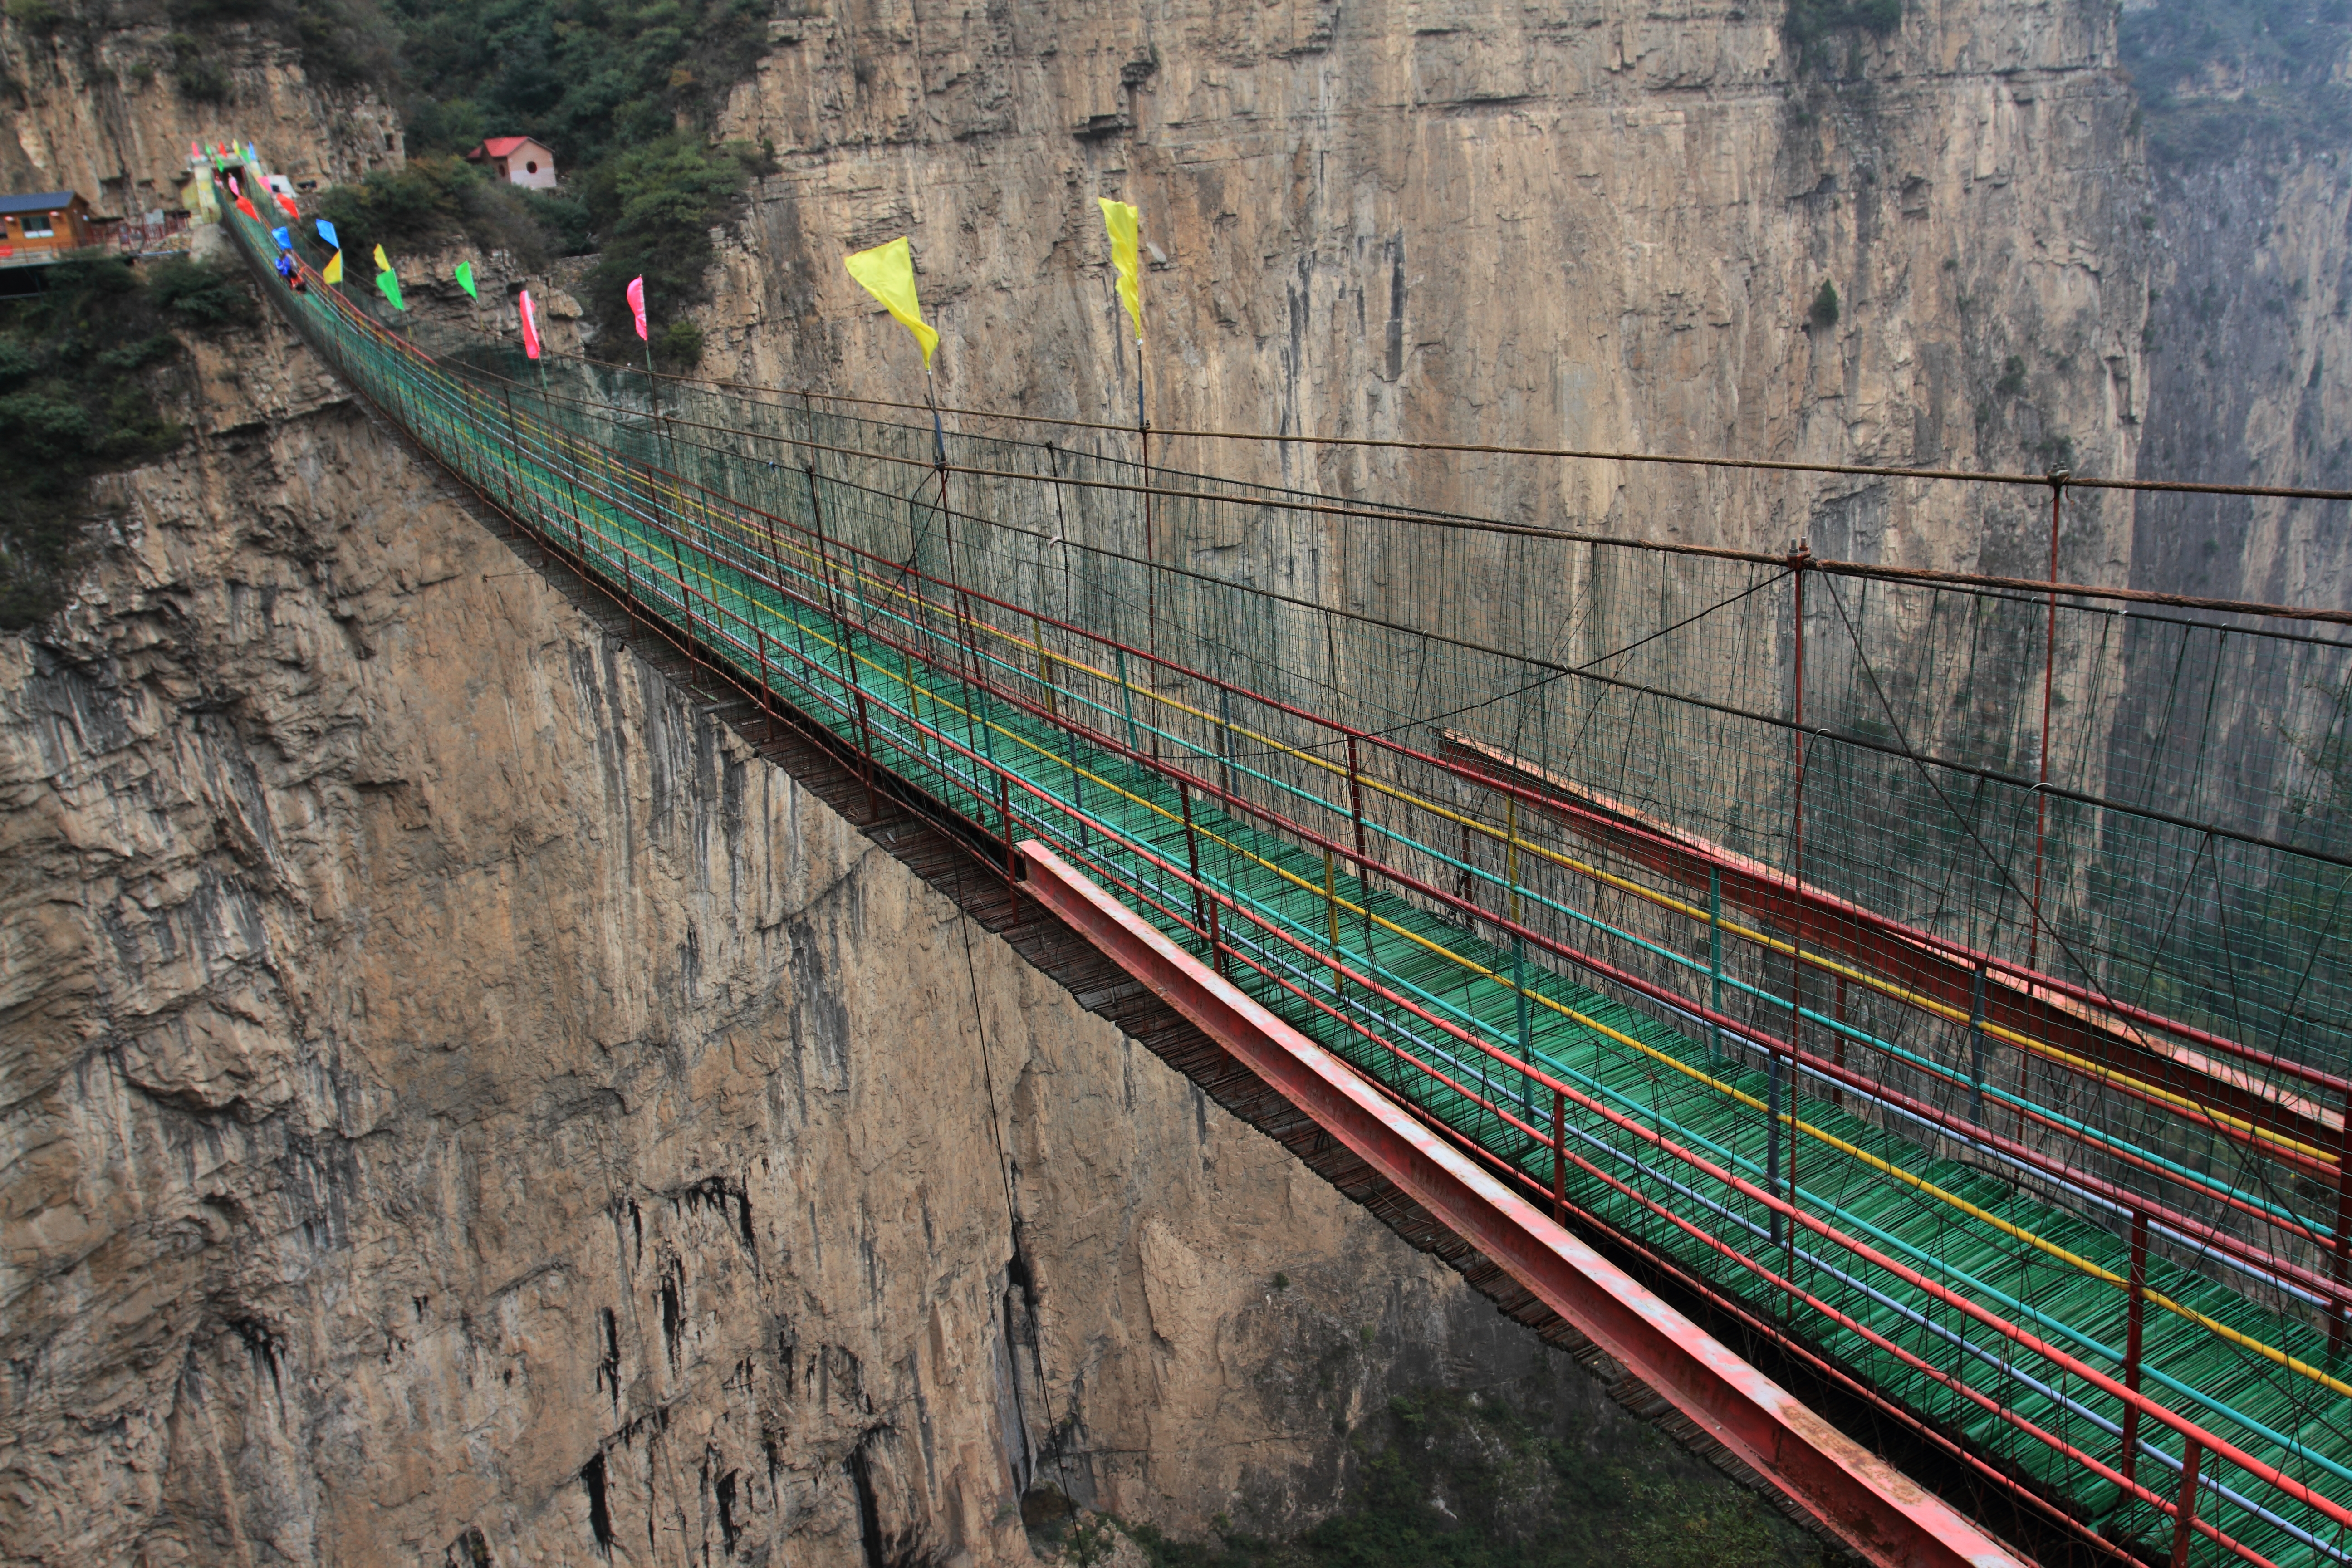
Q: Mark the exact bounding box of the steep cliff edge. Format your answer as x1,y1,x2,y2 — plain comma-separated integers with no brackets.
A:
710,0,2151,586
0,276,1657,1565
0,0,2194,1562
2127,0,2352,607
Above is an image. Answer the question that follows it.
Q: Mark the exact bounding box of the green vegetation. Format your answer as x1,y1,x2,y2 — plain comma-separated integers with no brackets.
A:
310,154,585,274
1808,279,1841,331
1784,0,1902,54
261,0,780,366
166,0,396,88
2120,0,2352,164
0,259,254,628
577,132,772,368
379,0,775,363
1074,1388,1827,1568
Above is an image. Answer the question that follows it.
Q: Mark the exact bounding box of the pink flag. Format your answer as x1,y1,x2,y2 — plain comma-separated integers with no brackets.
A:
519,288,542,360
627,275,648,341
227,174,240,196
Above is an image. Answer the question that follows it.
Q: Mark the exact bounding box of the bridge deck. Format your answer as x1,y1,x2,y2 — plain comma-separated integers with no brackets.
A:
229,208,2352,1568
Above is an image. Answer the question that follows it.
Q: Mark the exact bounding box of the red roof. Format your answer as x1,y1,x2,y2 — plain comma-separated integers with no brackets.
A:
471,137,549,161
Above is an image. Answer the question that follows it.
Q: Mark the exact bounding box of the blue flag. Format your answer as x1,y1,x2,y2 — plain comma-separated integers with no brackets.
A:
315,218,338,251
271,226,291,251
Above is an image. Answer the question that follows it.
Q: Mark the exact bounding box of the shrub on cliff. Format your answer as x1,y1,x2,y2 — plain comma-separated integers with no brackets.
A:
2122,0,2352,165
580,136,771,369
0,259,250,630
309,154,583,272
1784,0,1903,53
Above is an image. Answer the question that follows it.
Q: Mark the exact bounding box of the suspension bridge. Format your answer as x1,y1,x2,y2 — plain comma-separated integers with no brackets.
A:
226,212,2352,1568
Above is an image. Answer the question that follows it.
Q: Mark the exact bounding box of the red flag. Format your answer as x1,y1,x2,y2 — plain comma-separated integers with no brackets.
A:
235,195,261,222
274,189,300,219
189,139,200,160
519,288,542,360
627,275,648,341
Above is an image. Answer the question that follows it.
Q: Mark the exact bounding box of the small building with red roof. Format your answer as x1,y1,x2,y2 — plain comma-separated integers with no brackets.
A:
467,137,558,191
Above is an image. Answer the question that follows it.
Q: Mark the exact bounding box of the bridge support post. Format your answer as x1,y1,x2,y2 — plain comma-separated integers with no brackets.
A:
1968,961,1988,1126
2169,1439,2205,1568
1832,977,1847,1109
754,624,776,743
1551,1088,1565,1226
2331,1097,2352,1361
1014,838,2026,1568
2121,1207,2149,1487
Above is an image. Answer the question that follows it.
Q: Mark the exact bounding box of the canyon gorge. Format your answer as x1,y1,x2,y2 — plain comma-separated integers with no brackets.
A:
0,0,2343,1562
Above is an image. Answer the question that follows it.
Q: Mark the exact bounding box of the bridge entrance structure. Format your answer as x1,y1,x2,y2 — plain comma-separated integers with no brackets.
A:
229,214,2352,1568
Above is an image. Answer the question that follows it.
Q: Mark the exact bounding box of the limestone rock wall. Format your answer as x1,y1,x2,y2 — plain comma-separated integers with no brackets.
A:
0,0,2234,1563
0,20,402,217
711,0,2151,589
2135,143,2352,608
0,273,1597,1567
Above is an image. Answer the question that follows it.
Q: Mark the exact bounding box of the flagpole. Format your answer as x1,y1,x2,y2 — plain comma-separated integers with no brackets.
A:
1138,319,1153,660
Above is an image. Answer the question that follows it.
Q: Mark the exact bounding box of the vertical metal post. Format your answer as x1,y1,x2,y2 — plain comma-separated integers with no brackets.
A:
2121,1207,2150,1486
1708,867,1724,1061
1509,796,1531,1070
1551,1088,1566,1227
1969,960,1989,1126
1345,736,1370,867
1323,848,1342,963
1832,975,1847,1109
1179,779,1214,964
663,524,703,688
2324,1090,2352,1373
1116,646,1142,757
1216,685,1235,803
754,624,776,744
1033,614,1057,720
2169,1439,2205,1568
1774,547,1808,1251
996,769,1018,881
1346,736,1375,964
2029,472,2065,972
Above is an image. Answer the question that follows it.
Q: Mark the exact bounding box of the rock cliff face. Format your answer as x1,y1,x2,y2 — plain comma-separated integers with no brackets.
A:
0,0,2223,1563
2134,141,2352,607
0,21,401,215
712,0,2152,586
0,292,1602,1566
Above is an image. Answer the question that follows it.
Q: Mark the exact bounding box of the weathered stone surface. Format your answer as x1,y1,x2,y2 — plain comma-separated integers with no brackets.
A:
0,271,1595,1568
2136,143,2352,607
708,0,2152,586
0,22,402,214
9,0,2299,1562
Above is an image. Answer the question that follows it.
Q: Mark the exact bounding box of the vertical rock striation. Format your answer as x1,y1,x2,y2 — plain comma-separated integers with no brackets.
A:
0,0,2258,1562
714,0,2151,585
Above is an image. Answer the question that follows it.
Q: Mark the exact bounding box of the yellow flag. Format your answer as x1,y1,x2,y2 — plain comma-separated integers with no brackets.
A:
843,237,938,367
1098,198,1142,342
372,244,391,276
322,249,343,285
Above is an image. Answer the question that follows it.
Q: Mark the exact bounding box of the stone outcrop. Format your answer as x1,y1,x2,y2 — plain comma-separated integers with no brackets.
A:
711,0,2151,587
0,20,402,217
2135,141,2352,608
0,227,1607,1567
11,0,2303,1562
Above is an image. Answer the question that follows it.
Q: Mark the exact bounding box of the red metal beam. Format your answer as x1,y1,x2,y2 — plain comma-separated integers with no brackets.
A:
1437,731,2342,1159
1016,838,2029,1568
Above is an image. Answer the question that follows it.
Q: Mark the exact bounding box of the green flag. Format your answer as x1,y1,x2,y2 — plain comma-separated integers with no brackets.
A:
454,260,477,302
375,270,406,311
